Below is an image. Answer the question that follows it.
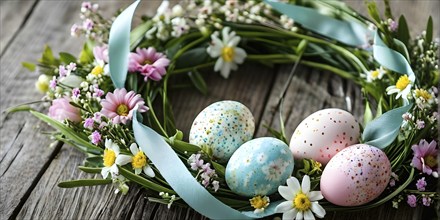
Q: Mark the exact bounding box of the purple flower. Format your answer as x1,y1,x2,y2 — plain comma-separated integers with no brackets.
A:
416,120,425,129
90,130,101,145
59,65,67,77
407,194,417,208
388,18,398,32
189,154,204,171
416,177,427,191
202,163,214,175
68,62,77,71
411,139,438,177
93,45,109,63
128,47,170,82
72,88,81,98
100,88,149,124
93,112,102,122
83,19,94,31
48,97,82,123
422,196,431,206
71,24,82,37
389,179,396,187
84,118,94,129
49,76,57,89
93,87,104,98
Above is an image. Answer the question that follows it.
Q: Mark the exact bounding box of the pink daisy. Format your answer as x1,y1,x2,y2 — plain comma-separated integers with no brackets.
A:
128,47,170,82
411,139,438,177
100,88,149,124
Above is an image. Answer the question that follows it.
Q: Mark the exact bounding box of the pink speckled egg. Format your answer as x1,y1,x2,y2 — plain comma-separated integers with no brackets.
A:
289,108,360,165
320,144,391,206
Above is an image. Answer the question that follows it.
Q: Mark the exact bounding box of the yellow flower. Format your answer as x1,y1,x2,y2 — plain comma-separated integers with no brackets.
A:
250,195,270,214
129,143,155,177
35,75,50,93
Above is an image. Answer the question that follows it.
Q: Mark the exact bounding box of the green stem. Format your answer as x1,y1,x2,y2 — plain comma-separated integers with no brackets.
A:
171,61,216,75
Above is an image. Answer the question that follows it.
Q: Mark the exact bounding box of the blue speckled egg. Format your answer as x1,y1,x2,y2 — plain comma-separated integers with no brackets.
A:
189,101,255,163
225,137,294,197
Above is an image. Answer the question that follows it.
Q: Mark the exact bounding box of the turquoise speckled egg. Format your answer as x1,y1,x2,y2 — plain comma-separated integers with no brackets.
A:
225,137,294,197
189,101,255,163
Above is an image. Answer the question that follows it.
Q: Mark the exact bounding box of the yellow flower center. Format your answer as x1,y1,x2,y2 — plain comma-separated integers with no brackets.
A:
415,89,432,100
371,70,379,78
425,155,437,167
142,59,153,65
250,196,269,210
132,151,147,169
311,160,322,172
293,192,311,211
222,47,235,62
91,65,104,76
116,104,129,116
103,149,116,167
395,75,410,91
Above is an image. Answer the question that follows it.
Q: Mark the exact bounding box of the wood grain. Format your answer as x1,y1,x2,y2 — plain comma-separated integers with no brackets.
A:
0,0,37,55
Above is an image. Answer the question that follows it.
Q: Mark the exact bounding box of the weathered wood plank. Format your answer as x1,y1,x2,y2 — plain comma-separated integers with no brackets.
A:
0,0,140,219
345,0,440,37
0,0,37,55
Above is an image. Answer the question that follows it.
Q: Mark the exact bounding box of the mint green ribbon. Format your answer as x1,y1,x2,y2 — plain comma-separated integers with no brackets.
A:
108,0,141,88
265,0,370,47
133,111,282,219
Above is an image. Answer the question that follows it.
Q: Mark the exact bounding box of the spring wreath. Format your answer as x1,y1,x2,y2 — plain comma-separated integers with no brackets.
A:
13,0,438,219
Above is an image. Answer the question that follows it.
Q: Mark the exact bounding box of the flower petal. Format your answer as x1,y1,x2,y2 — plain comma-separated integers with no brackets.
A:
311,202,326,218
214,58,223,72
275,201,293,213
144,165,155,178
287,177,301,192
296,211,303,220
304,210,315,220
130,143,139,155
302,175,310,194
116,155,132,165
278,185,295,201
283,209,298,220
308,191,323,201
101,167,110,179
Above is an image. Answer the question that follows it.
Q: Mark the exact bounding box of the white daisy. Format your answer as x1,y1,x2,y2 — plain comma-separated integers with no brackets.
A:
386,74,415,104
101,139,132,179
365,66,385,82
275,175,326,220
129,143,155,177
206,26,247,79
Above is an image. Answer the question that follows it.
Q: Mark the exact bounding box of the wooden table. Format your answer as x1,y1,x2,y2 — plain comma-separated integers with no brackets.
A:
1,1,438,219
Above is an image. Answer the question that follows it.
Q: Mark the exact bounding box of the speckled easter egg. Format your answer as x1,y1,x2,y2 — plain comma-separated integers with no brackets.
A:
290,108,360,165
189,101,255,162
320,144,391,206
225,137,294,197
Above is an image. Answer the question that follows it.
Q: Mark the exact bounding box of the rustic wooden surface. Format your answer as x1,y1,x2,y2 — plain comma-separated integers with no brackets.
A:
0,0,438,220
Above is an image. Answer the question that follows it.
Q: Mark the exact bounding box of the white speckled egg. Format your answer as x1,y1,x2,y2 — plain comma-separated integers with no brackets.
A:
225,137,294,197
290,108,360,164
320,144,391,206
189,101,255,162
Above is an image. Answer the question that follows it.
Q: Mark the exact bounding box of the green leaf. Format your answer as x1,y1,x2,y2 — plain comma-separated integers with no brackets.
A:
366,2,381,24
119,167,175,194
362,104,412,149
59,52,77,64
22,62,36,71
175,47,209,69
84,156,103,167
5,105,34,114
167,139,200,154
397,16,410,46
39,45,58,65
79,43,94,64
363,101,373,126
426,16,433,44
30,110,103,153
78,166,102,174
58,179,112,188
375,98,383,118
212,162,225,178
130,21,152,50
187,71,208,95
